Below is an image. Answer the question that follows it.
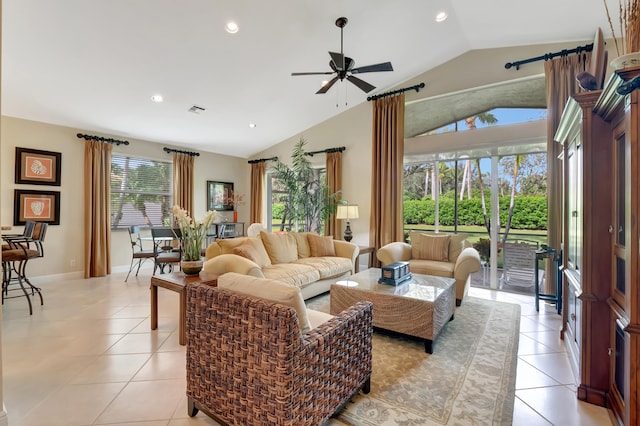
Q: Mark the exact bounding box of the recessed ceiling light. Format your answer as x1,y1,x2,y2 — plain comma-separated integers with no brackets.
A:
321,80,329,86
225,21,239,34
249,123,256,128
435,11,448,22
151,95,163,102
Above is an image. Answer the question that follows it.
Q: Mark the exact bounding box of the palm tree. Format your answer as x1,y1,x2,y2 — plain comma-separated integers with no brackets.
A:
501,154,523,244
465,112,498,235
475,158,491,234
460,112,497,201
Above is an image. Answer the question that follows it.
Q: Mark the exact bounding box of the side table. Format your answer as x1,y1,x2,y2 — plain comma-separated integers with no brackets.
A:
355,246,375,273
150,271,218,345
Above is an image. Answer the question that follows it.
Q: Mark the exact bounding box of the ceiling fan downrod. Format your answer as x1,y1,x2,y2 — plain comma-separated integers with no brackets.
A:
336,17,347,71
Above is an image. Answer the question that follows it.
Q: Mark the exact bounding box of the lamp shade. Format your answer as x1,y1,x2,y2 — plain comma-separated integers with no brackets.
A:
336,204,359,220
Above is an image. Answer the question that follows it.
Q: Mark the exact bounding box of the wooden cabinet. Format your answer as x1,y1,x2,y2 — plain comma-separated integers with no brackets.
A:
592,66,640,426
556,66,640,425
555,90,612,407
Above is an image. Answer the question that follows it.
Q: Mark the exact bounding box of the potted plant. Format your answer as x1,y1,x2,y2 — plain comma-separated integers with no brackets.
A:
272,138,341,233
171,205,217,275
605,0,640,67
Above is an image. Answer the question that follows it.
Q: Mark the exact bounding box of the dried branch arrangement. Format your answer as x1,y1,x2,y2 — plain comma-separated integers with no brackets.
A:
605,0,640,56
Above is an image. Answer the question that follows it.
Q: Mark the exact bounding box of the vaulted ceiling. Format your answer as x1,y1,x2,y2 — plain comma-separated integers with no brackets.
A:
2,0,617,158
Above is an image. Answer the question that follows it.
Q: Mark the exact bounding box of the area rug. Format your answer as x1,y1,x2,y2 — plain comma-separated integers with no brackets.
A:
305,295,520,425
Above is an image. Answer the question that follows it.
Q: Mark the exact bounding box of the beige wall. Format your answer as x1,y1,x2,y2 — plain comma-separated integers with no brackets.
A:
1,40,615,276
0,116,249,279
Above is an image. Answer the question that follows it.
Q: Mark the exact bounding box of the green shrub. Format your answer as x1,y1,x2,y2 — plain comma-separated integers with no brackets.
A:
403,196,547,230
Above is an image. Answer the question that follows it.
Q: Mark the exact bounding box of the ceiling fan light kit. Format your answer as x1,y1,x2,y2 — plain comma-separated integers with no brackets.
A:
292,16,393,94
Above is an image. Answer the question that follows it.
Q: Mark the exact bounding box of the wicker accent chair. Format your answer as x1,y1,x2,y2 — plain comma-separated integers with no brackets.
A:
186,281,373,426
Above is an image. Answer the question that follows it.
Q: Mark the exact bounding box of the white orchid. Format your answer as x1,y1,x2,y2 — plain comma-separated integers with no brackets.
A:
171,205,217,261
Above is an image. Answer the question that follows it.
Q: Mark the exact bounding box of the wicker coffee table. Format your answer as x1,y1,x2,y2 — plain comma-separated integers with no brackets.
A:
330,268,455,353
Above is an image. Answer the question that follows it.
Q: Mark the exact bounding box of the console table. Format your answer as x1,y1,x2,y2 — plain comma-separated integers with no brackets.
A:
150,271,218,345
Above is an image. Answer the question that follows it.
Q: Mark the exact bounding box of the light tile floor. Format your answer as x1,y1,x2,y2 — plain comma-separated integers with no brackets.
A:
1,269,615,425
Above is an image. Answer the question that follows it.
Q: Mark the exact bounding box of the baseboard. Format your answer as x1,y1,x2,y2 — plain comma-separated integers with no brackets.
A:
0,405,9,426
29,270,84,285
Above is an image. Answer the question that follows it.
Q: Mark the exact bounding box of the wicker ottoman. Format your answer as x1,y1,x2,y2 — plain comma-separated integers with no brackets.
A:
330,268,455,353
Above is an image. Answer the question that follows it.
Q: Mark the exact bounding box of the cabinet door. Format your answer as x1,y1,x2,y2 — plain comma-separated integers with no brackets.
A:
566,137,583,273
611,121,628,309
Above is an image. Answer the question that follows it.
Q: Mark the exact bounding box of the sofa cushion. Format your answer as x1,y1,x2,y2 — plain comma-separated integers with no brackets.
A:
260,231,298,264
295,257,352,279
262,263,320,288
308,234,336,257
448,233,468,262
291,232,314,258
218,272,312,334
307,309,334,330
232,238,272,268
410,231,451,261
408,258,456,277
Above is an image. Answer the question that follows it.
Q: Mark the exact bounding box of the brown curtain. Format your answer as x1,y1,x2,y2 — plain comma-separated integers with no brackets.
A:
250,161,266,224
325,151,342,237
370,94,405,266
173,153,194,214
84,140,112,278
544,52,591,293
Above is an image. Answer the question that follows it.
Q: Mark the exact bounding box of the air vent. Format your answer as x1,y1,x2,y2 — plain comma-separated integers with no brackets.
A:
188,105,206,114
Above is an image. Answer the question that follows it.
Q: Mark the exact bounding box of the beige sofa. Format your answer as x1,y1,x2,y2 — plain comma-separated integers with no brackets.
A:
204,231,359,300
376,231,481,305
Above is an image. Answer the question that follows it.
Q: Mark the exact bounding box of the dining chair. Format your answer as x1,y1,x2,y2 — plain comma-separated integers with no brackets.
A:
151,227,182,275
1,222,48,314
1,221,36,250
125,225,155,282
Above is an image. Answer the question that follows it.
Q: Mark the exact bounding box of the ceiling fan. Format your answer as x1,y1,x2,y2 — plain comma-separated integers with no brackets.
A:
291,17,393,94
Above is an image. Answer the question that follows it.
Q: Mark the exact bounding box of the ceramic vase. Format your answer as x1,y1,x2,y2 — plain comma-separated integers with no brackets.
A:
181,259,203,275
611,52,640,70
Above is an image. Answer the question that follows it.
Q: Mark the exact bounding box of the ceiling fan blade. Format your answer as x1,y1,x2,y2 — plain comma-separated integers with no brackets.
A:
316,76,339,94
351,61,394,74
347,75,375,93
329,51,345,70
292,71,335,76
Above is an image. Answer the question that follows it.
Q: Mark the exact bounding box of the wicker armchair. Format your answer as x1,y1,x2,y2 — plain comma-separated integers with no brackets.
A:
186,281,373,426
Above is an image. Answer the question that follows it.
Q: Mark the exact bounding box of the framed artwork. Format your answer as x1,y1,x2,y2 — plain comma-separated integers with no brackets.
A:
206,181,234,211
15,147,62,186
14,189,61,225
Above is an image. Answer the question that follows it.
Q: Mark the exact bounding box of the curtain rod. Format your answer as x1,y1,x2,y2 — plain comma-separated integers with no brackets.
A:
76,133,129,146
247,156,278,164
505,43,593,70
163,147,200,157
305,146,346,156
367,82,425,101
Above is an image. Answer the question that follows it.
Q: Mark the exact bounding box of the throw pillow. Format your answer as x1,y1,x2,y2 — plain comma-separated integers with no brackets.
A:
291,232,314,258
218,272,312,334
260,231,298,264
217,237,251,254
308,234,336,257
232,238,272,268
448,233,468,262
410,231,451,261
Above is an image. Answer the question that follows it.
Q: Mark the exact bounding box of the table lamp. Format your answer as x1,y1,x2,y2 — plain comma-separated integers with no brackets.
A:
336,204,359,242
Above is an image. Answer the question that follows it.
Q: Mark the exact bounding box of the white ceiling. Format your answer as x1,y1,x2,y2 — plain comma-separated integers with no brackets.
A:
1,0,617,158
